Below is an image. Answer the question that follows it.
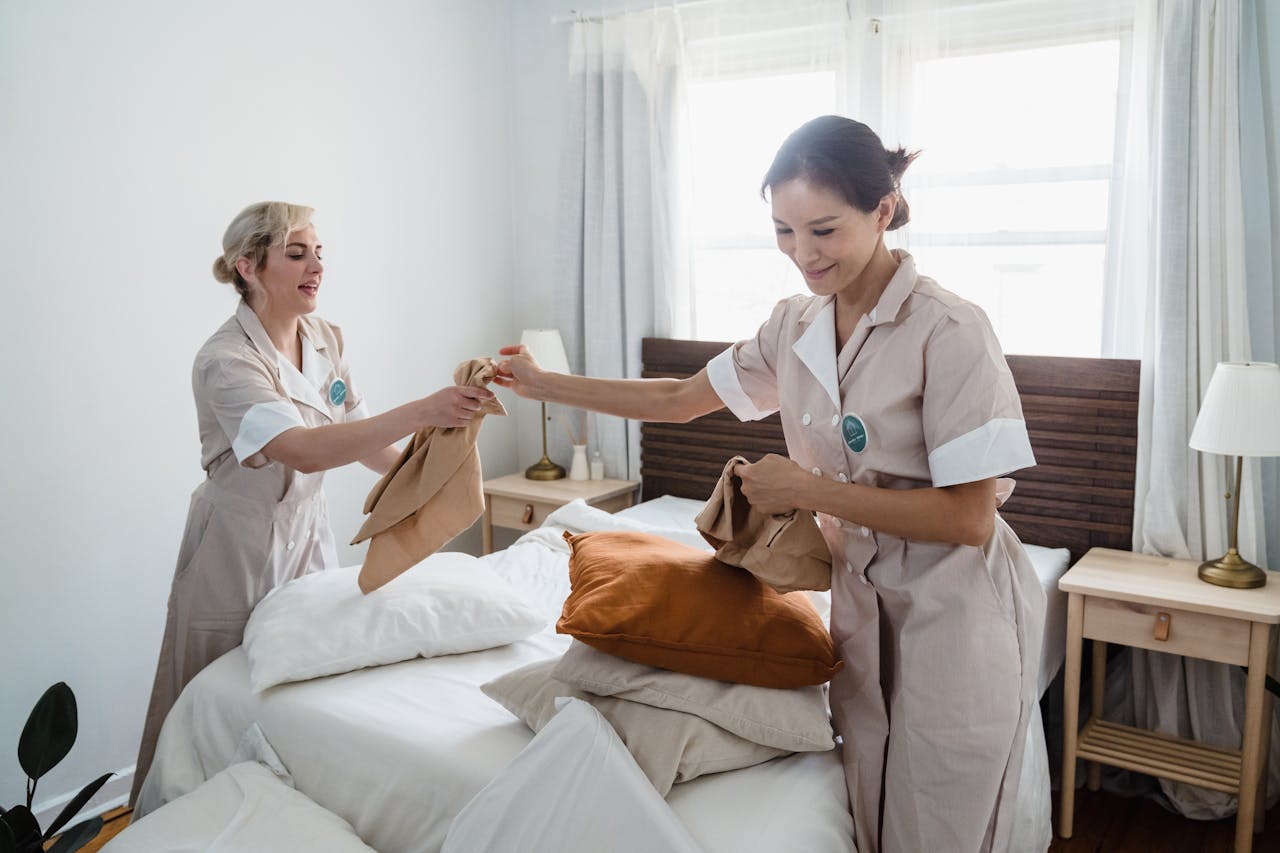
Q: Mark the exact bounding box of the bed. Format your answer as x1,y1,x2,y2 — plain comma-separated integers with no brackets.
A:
136,338,1140,853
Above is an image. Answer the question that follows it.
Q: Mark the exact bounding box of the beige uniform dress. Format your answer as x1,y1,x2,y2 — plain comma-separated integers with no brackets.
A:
131,301,369,804
707,251,1044,853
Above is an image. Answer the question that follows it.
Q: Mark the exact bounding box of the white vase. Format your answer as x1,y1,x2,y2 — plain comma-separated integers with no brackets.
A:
569,444,589,481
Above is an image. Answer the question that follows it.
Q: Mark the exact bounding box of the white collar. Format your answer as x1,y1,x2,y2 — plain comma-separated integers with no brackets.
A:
235,302,337,420
791,298,841,410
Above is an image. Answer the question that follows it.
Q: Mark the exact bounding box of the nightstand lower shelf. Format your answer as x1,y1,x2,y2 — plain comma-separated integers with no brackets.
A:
1076,718,1242,793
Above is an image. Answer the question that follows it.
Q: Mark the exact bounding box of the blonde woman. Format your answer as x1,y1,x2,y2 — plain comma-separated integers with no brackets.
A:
131,202,494,804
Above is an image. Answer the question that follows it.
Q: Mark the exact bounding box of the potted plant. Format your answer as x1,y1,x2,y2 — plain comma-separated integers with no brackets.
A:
1,683,112,853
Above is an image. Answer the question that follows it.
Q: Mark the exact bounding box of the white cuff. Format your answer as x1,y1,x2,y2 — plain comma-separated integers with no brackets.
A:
233,400,306,465
707,347,777,422
928,418,1035,487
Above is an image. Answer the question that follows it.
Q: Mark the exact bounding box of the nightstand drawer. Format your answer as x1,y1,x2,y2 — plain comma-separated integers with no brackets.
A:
1082,597,1252,666
489,495,558,532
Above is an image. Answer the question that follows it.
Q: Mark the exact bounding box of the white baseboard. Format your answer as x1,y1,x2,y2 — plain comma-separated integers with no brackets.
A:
33,765,134,831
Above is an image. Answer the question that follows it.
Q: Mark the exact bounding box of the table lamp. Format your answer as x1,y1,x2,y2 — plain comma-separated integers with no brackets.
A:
520,329,571,480
1188,361,1280,588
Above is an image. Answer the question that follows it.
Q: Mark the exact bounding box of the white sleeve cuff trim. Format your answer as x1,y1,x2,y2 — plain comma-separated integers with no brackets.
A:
233,400,306,465
706,347,777,422
929,418,1036,487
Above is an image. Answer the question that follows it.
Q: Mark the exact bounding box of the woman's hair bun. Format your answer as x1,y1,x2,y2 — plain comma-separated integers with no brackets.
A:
211,255,235,284
885,146,919,183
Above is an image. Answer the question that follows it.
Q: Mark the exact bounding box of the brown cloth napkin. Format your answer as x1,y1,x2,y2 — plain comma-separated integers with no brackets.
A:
694,455,832,593
352,358,507,593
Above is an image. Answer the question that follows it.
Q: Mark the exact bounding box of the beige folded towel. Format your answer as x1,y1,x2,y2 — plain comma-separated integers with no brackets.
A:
694,455,831,593
352,358,507,593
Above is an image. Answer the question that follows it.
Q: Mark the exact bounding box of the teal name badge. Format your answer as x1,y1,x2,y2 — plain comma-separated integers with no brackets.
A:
842,414,868,453
328,378,347,407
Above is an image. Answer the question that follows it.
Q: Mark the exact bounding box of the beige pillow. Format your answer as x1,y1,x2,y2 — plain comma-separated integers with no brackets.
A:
481,659,786,795
551,640,834,753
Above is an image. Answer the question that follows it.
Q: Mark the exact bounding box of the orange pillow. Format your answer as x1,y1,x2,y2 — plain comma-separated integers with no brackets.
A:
557,531,841,688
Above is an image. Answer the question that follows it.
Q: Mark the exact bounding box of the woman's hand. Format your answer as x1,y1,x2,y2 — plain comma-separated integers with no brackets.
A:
493,345,547,399
736,453,812,515
419,385,496,428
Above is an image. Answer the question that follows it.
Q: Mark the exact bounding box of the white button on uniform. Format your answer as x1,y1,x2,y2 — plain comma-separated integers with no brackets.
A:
860,526,871,537
801,413,812,426
838,473,849,483
811,467,821,476
831,414,840,426
286,541,295,551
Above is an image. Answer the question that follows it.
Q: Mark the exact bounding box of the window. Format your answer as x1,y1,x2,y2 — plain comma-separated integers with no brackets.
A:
688,72,838,343
684,7,1131,357
893,38,1123,357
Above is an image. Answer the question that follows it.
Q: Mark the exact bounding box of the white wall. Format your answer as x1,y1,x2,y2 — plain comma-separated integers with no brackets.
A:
0,0,518,821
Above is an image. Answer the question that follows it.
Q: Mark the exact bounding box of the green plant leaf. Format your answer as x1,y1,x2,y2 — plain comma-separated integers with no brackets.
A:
18,683,77,783
0,807,39,849
0,818,16,853
42,773,112,841
45,817,101,853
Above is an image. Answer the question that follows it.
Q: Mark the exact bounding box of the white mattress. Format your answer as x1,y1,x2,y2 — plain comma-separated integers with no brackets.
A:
140,500,856,853
143,497,1061,853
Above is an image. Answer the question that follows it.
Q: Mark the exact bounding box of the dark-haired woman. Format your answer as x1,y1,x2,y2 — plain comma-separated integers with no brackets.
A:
495,115,1043,852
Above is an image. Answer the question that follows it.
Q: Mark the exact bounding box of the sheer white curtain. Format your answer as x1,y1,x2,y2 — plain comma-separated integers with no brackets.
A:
552,0,849,477
1102,0,1280,818
552,8,692,481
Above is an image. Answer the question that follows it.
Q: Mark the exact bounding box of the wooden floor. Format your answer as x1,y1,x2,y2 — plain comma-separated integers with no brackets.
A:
59,790,1280,852
1049,787,1280,852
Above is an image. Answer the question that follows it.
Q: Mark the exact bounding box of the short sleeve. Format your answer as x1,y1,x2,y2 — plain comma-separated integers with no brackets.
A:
922,306,1035,487
706,298,788,422
197,353,304,468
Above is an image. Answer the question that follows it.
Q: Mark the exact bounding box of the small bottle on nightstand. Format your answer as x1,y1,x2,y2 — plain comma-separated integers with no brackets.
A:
589,451,604,480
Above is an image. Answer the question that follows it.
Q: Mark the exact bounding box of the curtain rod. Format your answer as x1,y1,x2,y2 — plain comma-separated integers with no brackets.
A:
551,0,850,25
551,1,718,25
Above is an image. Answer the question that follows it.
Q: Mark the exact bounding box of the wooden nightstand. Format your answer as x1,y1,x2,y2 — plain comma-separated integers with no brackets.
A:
480,473,640,554
1059,547,1280,852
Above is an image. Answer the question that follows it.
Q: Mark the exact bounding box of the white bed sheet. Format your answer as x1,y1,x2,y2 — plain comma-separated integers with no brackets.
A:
140,501,856,853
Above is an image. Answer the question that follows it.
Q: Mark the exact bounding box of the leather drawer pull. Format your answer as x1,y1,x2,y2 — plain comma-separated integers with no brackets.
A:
522,504,535,524
1153,611,1171,642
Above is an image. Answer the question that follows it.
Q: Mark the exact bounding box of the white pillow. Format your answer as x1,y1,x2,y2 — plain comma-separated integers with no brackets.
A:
551,640,834,752
103,761,375,853
243,554,545,691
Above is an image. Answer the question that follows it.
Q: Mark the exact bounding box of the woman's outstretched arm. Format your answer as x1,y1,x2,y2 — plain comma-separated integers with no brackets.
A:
494,345,724,424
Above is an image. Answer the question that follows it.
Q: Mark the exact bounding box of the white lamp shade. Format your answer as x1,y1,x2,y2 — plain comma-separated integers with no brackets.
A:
1188,361,1280,457
520,329,571,375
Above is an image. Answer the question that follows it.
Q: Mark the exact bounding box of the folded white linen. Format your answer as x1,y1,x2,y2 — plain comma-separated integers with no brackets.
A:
442,698,704,853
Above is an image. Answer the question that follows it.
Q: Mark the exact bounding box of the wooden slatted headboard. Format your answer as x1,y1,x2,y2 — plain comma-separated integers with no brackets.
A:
639,337,1140,563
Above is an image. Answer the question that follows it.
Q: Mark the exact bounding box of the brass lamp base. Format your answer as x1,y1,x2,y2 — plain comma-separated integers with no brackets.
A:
525,456,566,481
1198,548,1267,589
